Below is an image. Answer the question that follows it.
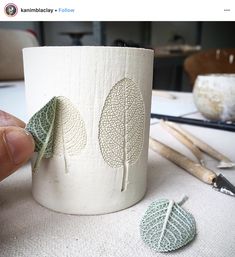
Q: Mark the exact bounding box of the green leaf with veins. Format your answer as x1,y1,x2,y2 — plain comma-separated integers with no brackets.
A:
140,199,196,252
25,97,57,172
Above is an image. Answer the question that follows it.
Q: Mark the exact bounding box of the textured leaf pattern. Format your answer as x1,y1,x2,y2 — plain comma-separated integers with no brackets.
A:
98,78,145,191
26,97,57,158
26,97,57,171
140,199,196,252
53,96,87,156
26,96,87,172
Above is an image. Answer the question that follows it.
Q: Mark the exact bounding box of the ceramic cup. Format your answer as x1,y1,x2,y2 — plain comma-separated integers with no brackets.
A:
23,46,154,214
193,74,235,121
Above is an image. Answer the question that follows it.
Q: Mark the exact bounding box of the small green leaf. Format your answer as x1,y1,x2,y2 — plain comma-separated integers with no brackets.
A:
140,199,196,252
26,97,57,172
26,96,87,173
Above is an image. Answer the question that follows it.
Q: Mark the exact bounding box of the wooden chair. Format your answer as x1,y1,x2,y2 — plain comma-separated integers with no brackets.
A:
0,29,38,81
184,48,235,86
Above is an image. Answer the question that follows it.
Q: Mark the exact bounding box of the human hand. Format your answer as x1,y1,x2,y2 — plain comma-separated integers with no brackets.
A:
0,110,35,181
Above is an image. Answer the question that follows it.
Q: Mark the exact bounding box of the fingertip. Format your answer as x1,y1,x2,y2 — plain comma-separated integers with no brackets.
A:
3,127,35,165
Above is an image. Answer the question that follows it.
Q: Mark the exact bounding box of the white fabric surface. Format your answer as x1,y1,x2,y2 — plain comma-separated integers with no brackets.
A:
0,82,235,257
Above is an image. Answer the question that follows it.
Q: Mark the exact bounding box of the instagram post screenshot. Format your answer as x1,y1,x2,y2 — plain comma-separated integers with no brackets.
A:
0,1,235,257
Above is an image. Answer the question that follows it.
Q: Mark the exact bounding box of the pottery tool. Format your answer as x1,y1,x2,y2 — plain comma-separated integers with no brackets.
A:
149,137,235,197
160,120,205,166
161,121,235,169
150,113,235,132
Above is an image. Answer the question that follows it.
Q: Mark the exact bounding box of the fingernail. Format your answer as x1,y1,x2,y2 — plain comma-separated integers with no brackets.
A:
4,128,35,165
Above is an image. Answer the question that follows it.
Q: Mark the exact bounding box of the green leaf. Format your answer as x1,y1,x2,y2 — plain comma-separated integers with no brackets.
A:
140,199,196,252
26,97,57,172
26,96,87,173
98,78,145,191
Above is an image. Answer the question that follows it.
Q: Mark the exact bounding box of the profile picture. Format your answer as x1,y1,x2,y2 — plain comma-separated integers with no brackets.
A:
4,3,18,17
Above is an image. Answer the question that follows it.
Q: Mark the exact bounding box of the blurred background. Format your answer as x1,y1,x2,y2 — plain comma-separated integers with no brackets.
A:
1,21,235,91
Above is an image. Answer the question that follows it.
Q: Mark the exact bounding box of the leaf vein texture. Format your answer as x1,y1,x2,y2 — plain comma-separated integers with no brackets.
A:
140,199,196,252
98,78,145,191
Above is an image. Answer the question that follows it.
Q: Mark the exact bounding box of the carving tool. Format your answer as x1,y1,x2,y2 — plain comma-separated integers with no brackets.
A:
160,120,205,166
160,121,235,168
150,113,235,132
149,137,235,197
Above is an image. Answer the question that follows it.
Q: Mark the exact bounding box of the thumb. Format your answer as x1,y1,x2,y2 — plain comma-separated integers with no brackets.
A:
0,126,35,181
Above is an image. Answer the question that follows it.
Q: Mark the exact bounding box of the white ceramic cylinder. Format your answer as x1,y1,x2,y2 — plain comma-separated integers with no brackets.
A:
193,74,235,121
23,46,154,215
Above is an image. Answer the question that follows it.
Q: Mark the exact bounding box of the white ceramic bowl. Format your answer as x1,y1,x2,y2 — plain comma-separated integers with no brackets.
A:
193,74,235,121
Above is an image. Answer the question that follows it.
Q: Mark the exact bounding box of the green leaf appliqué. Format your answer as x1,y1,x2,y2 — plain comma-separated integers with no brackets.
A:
26,96,87,173
26,97,57,172
140,199,196,252
98,78,145,192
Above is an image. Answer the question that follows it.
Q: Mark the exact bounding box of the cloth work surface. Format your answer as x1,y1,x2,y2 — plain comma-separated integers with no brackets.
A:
0,82,235,257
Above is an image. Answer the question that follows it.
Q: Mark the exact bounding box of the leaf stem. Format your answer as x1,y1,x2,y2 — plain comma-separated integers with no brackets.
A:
121,162,128,191
33,114,55,172
62,129,69,174
158,200,174,248
178,195,189,206
121,81,128,192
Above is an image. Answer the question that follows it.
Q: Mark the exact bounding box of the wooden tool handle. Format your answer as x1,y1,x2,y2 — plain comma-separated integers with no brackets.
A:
160,120,204,165
165,121,233,163
149,137,217,184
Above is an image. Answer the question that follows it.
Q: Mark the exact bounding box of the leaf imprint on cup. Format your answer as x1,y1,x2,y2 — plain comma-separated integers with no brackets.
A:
53,96,87,172
98,78,145,192
26,96,87,173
